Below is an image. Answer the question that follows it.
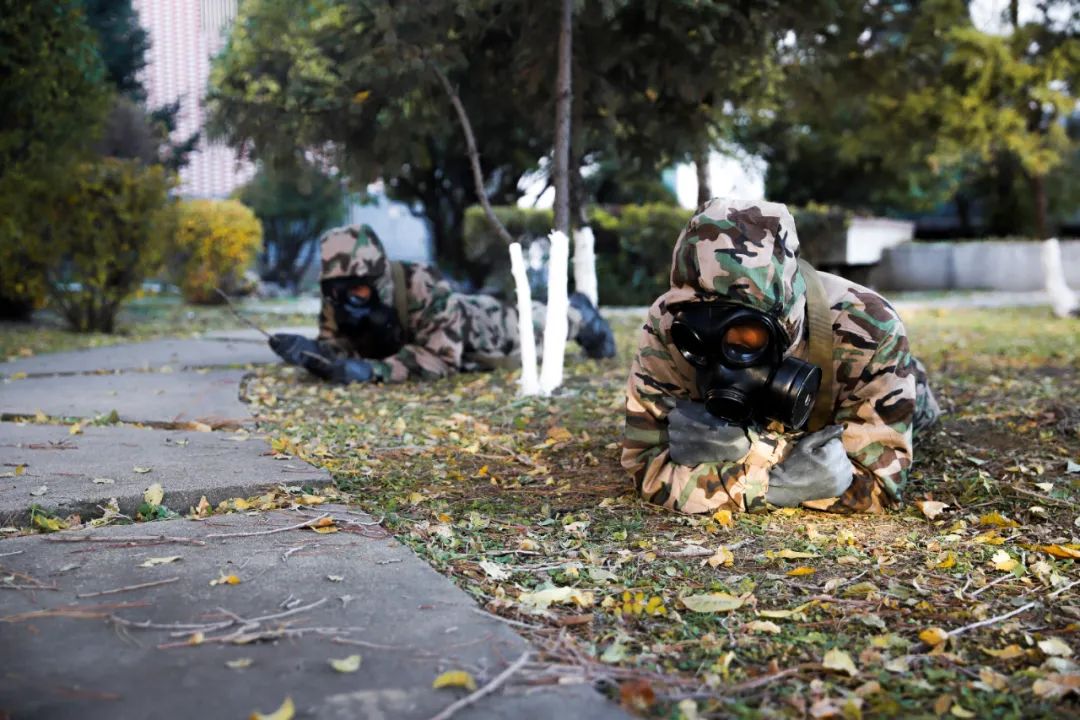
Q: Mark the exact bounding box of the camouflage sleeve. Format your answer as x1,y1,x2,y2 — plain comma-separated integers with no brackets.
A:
369,265,464,383
621,303,788,514
825,292,917,513
316,298,355,359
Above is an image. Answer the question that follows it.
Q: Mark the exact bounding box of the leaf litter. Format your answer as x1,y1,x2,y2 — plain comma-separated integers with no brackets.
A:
225,308,1080,716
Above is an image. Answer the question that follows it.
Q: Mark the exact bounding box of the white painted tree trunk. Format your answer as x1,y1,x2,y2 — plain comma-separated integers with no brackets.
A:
1041,238,1079,318
572,225,598,307
540,231,570,395
509,243,540,395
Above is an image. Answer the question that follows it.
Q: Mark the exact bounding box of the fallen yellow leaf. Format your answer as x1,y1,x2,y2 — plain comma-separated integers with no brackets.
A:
1039,544,1080,559
915,500,948,520
765,549,818,560
920,627,949,646
712,509,733,528
935,551,957,569
822,648,858,676
143,482,164,506
981,644,1025,659
979,512,1019,528
329,654,362,673
210,573,241,586
787,566,816,577
991,550,1019,572
1032,672,1080,700
139,556,181,568
1038,637,1073,657
250,696,294,720
745,620,781,634
973,531,1005,545
706,546,734,568
433,670,477,691
681,592,749,613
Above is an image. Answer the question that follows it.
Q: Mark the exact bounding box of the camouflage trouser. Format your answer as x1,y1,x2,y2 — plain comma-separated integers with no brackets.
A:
457,295,583,370
912,357,941,441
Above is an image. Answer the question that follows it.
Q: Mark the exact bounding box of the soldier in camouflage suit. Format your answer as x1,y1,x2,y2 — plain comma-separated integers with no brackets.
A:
623,198,940,514
269,225,614,384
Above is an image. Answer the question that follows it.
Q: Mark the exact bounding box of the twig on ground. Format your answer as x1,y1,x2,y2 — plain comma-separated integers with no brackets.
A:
281,545,310,563
970,574,1013,598
0,551,24,558
203,513,329,539
428,651,531,720
77,577,179,598
1048,579,1080,599
1005,486,1077,508
470,607,544,631
47,535,206,547
947,600,1039,639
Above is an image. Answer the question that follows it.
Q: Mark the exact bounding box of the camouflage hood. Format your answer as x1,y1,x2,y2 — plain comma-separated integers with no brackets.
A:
319,224,394,305
663,198,806,350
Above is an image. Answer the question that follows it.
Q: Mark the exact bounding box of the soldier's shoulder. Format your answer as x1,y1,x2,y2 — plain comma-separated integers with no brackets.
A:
819,271,906,340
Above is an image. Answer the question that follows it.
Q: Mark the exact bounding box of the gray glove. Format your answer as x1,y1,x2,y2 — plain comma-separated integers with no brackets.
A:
667,400,751,466
766,425,854,507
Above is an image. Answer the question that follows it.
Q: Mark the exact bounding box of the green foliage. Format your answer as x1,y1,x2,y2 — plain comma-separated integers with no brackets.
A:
791,205,852,268
81,0,149,101
0,0,108,314
170,200,263,305
34,159,173,332
207,1,832,275
239,160,346,291
591,203,691,305
463,203,690,304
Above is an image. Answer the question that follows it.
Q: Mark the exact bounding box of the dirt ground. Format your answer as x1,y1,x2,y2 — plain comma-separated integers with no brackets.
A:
235,305,1079,718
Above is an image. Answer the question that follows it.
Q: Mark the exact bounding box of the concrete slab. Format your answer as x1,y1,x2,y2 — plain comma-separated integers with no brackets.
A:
0,338,280,378
201,326,317,343
0,508,629,720
0,370,252,426
0,424,329,525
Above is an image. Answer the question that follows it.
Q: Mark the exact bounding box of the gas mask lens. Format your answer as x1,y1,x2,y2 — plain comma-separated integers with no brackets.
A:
669,303,821,429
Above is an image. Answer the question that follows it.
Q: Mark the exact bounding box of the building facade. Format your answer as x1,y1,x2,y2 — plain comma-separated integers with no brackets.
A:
134,0,253,198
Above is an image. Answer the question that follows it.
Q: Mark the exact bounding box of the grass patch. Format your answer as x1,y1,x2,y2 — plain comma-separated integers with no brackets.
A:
0,295,312,360
173,306,1080,714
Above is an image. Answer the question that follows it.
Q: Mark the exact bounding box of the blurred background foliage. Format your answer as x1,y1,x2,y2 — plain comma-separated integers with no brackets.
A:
3,0,1079,328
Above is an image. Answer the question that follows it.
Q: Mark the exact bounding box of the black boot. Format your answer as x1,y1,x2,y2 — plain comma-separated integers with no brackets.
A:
569,292,616,359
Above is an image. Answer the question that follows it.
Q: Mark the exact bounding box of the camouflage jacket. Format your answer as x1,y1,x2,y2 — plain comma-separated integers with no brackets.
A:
622,198,925,514
318,225,465,383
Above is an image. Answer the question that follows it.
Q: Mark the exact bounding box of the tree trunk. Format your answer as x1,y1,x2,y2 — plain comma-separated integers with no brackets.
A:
694,143,711,207
552,0,573,237
1031,173,1049,240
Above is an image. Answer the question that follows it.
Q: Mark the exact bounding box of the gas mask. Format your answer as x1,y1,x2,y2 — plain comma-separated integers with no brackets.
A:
669,301,821,429
322,277,405,360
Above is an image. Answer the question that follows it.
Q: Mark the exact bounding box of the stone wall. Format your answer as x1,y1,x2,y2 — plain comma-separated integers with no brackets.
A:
869,240,1080,291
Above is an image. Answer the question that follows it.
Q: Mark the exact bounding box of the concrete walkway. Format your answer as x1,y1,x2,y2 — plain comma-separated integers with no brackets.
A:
0,334,628,720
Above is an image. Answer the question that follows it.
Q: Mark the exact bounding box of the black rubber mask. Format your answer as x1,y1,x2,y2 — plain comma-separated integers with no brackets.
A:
669,301,820,429
322,277,405,360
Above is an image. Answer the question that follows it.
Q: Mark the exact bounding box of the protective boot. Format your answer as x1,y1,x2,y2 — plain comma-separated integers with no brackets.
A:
570,292,616,359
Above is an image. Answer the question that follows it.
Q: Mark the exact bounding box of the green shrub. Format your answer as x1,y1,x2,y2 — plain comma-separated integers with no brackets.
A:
38,158,173,332
461,203,691,305
791,203,852,267
170,199,262,304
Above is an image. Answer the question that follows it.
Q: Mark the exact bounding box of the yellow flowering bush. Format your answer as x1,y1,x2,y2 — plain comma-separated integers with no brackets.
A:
170,199,262,304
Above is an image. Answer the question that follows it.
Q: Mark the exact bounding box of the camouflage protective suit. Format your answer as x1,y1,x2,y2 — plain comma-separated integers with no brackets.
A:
317,225,592,382
622,198,940,514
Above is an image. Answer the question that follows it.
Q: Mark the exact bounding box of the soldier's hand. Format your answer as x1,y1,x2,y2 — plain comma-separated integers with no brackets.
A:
766,425,854,507
327,358,375,385
269,333,321,367
667,399,751,466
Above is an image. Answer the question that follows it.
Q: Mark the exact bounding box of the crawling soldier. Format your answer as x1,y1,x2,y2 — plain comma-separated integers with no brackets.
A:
269,225,615,384
622,198,940,513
